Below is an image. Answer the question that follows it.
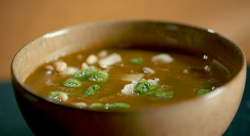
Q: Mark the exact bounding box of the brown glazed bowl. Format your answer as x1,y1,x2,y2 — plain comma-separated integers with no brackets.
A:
11,20,246,136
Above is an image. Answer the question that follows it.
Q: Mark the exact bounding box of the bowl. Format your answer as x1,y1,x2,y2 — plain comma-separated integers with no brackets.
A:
11,20,246,136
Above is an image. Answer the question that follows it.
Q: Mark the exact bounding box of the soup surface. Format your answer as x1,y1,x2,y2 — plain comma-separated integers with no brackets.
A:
24,47,231,110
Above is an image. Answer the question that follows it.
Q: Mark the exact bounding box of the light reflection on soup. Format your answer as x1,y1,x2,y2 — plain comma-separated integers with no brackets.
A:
24,47,231,110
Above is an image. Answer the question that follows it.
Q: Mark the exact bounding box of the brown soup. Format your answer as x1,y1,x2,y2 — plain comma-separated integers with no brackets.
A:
24,47,231,110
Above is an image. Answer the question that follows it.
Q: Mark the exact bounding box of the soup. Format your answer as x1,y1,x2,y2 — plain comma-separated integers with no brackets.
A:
24,47,231,110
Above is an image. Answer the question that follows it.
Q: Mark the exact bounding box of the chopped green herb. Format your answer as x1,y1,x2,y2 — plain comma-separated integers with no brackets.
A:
48,91,72,99
73,71,85,79
89,103,104,109
63,78,81,88
89,71,109,82
83,85,100,96
73,68,99,79
196,88,212,96
105,102,130,110
155,91,173,99
134,79,159,94
134,79,152,94
130,57,144,64
84,69,99,78
73,69,109,83
150,83,161,90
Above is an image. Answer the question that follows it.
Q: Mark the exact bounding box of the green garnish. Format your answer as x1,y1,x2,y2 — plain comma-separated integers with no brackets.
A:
89,71,109,83
132,79,174,99
89,103,104,109
134,79,160,94
73,68,99,79
84,69,99,78
48,91,72,99
130,57,144,64
62,78,82,88
83,85,100,96
73,69,109,83
73,71,85,79
196,88,212,96
155,91,173,99
104,102,130,110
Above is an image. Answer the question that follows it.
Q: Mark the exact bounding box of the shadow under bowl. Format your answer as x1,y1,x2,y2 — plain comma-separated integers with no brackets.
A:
11,20,246,136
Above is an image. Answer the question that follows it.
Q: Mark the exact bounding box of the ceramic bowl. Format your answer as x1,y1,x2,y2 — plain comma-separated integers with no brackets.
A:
11,20,246,136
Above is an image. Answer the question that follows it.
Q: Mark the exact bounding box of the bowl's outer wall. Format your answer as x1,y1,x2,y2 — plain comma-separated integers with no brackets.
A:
11,20,246,136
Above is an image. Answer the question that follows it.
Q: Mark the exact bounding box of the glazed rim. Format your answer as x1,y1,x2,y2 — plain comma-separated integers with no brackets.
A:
11,19,246,112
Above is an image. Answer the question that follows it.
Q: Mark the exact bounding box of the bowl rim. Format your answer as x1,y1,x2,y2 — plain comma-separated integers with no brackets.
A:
11,19,247,113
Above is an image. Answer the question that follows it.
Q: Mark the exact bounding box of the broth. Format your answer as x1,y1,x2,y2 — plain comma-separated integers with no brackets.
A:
24,47,231,110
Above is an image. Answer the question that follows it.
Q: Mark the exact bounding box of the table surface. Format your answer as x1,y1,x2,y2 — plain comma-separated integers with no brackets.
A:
0,67,250,136
0,0,250,81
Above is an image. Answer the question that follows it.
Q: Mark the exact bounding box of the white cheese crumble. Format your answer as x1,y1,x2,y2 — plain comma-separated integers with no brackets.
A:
121,81,138,95
147,78,159,85
59,66,80,75
86,54,98,65
73,102,87,108
152,53,173,63
99,53,122,67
